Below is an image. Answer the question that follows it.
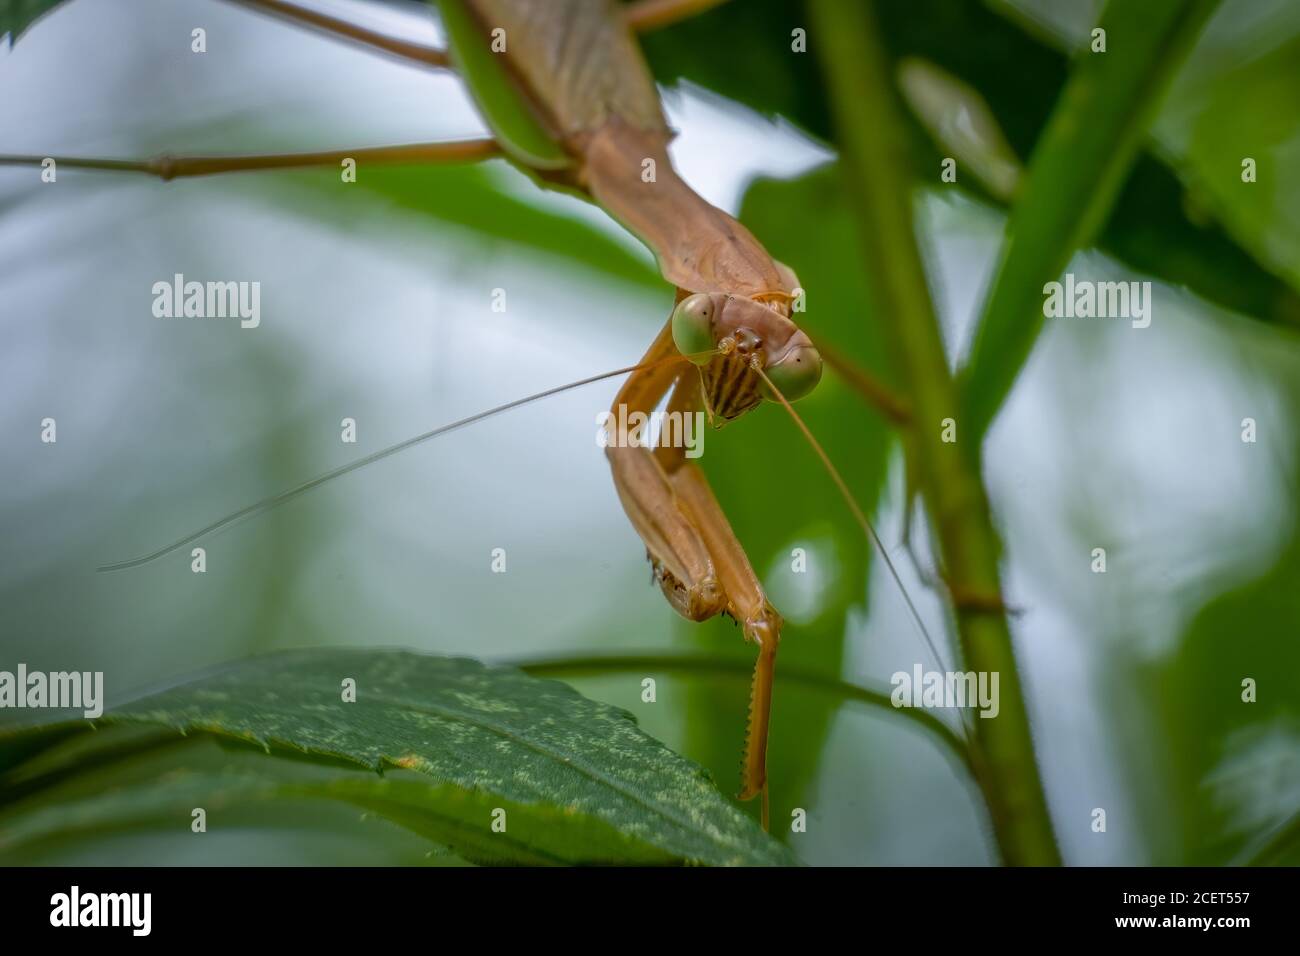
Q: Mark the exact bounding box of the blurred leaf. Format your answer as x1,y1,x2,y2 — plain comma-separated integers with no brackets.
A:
1152,527,1300,865
1176,36,1300,301
960,0,1222,444
638,0,1300,334
0,649,793,865
276,162,660,291
0,759,689,865
0,0,67,44
897,56,1022,202
635,0,831,149
1243,809,1300,867
0,724,185,801
0,725,82,778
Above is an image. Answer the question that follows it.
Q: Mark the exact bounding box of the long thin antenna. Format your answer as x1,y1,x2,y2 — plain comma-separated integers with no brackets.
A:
99,352,702,572
755,365,950,675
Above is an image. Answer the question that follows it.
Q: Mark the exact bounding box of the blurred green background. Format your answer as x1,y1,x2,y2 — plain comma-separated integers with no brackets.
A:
1,0,1298,865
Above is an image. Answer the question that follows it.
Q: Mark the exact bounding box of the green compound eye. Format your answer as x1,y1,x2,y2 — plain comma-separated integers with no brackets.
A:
670,294,716,365
760,346,823,402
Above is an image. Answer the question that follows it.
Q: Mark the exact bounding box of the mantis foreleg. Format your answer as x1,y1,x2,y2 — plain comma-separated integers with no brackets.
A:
605,320,781,824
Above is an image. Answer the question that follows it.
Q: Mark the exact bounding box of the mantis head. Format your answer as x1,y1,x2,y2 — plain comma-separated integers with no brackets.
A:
671,291,823,424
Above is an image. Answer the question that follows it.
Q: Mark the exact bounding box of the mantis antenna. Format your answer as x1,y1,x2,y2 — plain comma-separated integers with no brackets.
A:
755,365,953,678
98,351,710,573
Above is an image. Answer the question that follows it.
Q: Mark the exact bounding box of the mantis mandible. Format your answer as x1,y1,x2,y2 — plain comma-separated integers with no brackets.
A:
8,0,944,829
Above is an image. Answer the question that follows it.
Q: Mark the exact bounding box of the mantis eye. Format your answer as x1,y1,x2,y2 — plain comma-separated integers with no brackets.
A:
761,345,823,402
671,293,716,365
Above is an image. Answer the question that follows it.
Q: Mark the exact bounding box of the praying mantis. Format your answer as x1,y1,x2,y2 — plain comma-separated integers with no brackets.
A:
440,0,825,820
5,0,939,830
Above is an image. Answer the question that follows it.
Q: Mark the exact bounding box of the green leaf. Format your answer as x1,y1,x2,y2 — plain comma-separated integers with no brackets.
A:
959,0,1222,445
0,649,793,865
0,758,683,865
1149,526,1300,864
0,0,67,45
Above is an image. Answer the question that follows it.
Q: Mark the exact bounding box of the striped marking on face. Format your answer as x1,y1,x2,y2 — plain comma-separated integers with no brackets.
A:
701,350,763,423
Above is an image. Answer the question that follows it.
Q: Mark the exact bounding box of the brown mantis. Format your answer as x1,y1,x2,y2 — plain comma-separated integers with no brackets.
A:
5,0,945,829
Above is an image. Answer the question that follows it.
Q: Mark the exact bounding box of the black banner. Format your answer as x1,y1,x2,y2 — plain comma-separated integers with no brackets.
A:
0,865,1285,941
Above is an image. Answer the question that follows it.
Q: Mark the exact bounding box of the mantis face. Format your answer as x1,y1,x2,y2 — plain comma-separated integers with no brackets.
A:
670,292,823,424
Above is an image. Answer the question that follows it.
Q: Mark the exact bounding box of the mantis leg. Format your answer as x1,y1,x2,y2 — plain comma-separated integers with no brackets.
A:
222,0,730,73
660,382,781,817
606,324,727,622
605,320,782,820
221,0,451,68
0,140,501,181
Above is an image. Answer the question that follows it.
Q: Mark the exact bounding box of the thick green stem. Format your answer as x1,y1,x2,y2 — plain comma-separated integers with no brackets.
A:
810,0,1060,865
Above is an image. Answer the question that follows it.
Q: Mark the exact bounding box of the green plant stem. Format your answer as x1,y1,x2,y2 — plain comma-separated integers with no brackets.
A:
515,652,973,775
809,0,1059,865
821,343,912,425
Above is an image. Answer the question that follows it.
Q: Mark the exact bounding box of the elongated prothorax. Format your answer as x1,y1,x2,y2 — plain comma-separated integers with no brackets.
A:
451,0,790,298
